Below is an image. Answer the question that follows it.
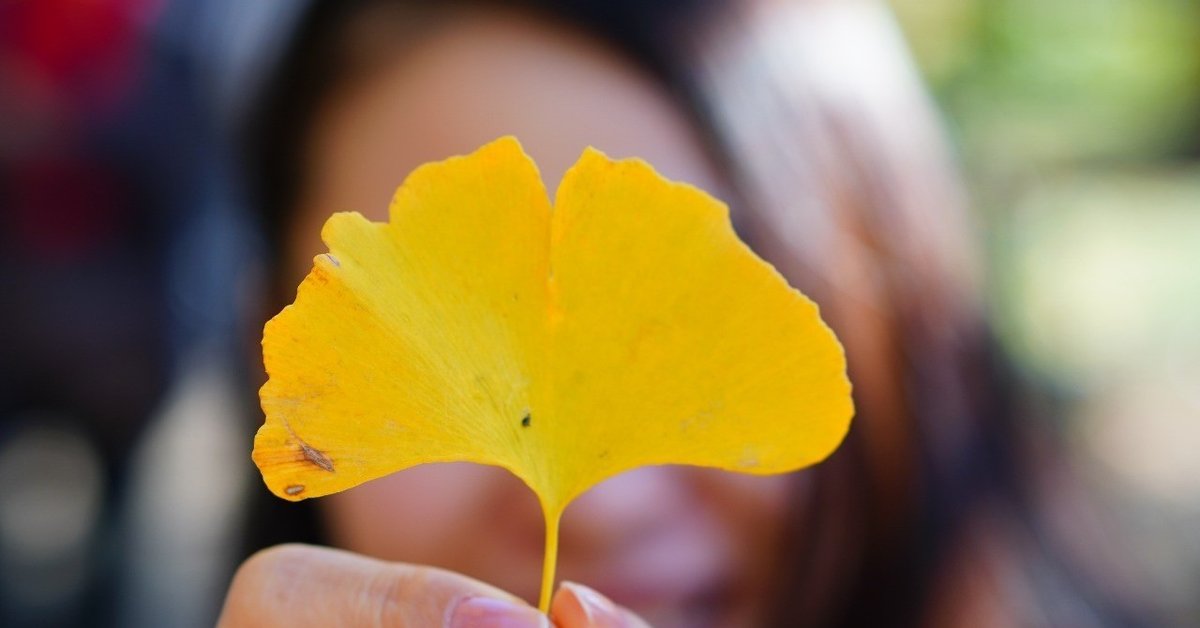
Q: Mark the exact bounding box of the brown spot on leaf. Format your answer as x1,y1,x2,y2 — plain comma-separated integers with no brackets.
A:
299,442,335,472
281,419,336,473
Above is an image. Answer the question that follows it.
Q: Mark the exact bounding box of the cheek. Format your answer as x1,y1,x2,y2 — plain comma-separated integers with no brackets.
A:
696,470,799,524
692,470,804,566
320,462,545,596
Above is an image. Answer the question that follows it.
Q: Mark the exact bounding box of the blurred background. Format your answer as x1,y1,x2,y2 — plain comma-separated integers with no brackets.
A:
889,0,1200,622
0,0,1196,626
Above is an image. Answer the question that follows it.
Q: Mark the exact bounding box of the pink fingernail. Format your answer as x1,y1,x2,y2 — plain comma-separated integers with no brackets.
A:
447,596,550,628
560,582,624,627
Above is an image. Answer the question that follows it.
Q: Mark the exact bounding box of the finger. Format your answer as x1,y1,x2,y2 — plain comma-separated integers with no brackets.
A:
218,543,549,627
550,581,653,628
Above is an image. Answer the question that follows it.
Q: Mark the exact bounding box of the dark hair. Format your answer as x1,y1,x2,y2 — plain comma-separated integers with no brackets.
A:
243,1,1157,625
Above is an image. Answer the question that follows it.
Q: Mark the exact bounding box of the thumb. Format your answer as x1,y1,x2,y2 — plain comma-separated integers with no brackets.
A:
218,544,549,627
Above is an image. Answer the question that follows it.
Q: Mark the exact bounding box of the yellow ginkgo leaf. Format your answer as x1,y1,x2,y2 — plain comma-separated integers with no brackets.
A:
253,136,853,611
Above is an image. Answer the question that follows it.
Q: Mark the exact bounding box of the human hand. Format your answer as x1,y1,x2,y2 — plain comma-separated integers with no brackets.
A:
217,544,650,627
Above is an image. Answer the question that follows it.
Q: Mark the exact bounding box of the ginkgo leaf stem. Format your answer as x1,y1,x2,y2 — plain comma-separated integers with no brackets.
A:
538,505,562,613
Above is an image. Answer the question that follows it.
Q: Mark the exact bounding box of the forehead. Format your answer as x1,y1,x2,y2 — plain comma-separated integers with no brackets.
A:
290,6,723,261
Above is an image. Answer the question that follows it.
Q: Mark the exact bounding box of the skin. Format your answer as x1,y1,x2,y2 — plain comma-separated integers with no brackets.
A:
225,6,803,627
217,544,650,628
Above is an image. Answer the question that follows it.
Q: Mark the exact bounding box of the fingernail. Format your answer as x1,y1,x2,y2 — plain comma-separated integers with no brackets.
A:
447,596,550,628
559,582,624,627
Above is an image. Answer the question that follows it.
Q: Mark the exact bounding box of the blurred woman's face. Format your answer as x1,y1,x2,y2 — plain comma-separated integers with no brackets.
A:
284,7,802,626
322,466,798,627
